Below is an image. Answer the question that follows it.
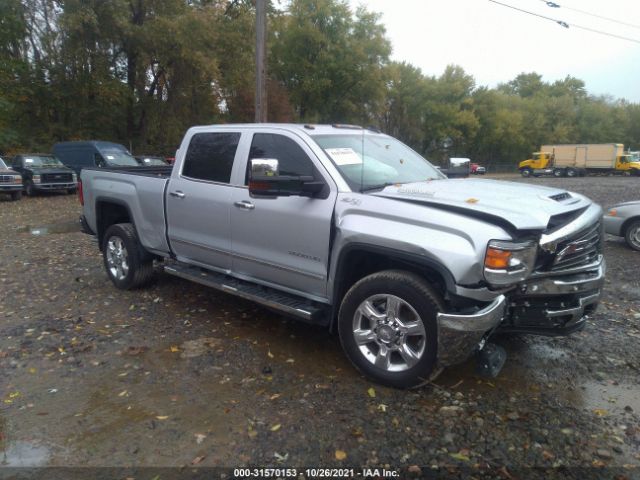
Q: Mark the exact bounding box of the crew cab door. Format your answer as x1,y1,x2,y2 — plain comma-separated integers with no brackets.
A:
166,131,242,272
230,131,337,300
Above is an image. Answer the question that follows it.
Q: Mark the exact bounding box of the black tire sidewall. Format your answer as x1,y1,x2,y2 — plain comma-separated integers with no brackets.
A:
102,224,144,289
338,273,440,388
25,181,35,196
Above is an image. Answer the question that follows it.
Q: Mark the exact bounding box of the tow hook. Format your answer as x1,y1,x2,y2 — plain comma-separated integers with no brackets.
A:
476,342,507,378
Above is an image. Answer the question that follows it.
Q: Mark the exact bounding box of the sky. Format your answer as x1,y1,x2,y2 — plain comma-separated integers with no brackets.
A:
347,0,640,102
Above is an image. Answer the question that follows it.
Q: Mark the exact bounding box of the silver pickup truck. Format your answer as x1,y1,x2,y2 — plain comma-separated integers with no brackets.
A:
79,124,605,387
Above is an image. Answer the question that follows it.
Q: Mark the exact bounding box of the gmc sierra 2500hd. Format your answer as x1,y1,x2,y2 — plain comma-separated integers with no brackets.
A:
79,124,605,388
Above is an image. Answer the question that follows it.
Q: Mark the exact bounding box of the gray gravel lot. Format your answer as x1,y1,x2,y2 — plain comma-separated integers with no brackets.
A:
1,175,639,478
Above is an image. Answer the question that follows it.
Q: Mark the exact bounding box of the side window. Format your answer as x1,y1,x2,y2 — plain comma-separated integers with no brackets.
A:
248,133,315,183
12,157,22,168
183,132,240,183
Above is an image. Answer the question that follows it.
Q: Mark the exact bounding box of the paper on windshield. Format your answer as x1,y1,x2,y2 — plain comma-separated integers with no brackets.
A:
106,155,115,160
25,158,34,163
325,148,363,166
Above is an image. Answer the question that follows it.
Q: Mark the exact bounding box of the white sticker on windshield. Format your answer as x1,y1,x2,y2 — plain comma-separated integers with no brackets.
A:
25,158,34,163
325,148,363,166
106,155,115,160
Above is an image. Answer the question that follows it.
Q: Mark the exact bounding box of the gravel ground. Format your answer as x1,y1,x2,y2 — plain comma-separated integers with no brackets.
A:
1,175,639,479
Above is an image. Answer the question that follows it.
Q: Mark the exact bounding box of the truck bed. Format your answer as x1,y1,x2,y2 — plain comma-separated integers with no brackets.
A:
81,166,172,255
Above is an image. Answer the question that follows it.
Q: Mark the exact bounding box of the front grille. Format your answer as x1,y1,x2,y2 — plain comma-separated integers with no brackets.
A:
550,221,602,271
0,175,15,183
41,173,72,183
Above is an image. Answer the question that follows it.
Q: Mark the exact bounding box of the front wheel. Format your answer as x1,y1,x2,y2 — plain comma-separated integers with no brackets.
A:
520,168,532,178
10,191,22,201
338,270,443,388
624,220,640,251
102,223,155,289
67,188,77,195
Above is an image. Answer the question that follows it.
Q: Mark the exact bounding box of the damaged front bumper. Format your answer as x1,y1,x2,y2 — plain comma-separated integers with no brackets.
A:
436,295,506,366
499,257,605,335
436,257,605,367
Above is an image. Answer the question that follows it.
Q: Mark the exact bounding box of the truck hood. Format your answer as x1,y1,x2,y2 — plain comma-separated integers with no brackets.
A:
372,178,591,231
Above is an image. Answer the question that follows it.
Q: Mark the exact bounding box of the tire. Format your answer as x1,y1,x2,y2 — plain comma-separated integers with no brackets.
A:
102,223,155,289
10,191,22,201
67,188,77,195
520,168,532,178
566,168,577,177
338,270,444,388
553,168,564,177
624,220,640,252
25,181,35,196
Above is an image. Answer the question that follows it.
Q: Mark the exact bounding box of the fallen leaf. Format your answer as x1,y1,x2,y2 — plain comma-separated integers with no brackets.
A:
592,409,608,417
118,390,128,397
195,433,206,444
191,455,205,465
248,430,257,439
335,450,347,460
156,415,169,420
450,452,470,461
285,358,295,363
269,394,281,400
367,387,376,398
267,350,274,359
170,346,179,353
270,424,281,432
378,404,387,412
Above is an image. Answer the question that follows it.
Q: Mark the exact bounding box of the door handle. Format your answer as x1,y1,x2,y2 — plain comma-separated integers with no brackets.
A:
169,191,185,199
234,200,255,210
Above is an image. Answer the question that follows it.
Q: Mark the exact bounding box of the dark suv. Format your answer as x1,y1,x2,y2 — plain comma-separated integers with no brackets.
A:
12,154,77,196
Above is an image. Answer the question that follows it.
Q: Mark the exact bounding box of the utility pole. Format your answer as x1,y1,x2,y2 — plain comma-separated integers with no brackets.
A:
255,0,267,123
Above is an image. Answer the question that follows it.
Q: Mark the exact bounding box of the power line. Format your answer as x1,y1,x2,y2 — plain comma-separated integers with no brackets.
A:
537,0,640,31
488,0,640,45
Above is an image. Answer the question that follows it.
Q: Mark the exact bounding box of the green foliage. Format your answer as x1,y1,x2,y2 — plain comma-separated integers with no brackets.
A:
0,0,639,167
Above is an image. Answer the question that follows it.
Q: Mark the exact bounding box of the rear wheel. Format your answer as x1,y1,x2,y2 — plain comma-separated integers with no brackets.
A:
624,220,640,251
520,168,533,178
67,188,77,195
338,270,443,388
566,168,577,177
10,191,22,201
102,223,155,289
553,168,565,177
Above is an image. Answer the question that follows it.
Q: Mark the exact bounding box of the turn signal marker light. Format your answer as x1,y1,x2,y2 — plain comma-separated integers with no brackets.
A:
485,248,511,269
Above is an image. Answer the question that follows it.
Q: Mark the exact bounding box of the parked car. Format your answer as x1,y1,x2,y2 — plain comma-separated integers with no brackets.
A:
53,141,139,174
79,124,605,388
470,163,486,175
603,201,640,251
12,154,77,196
0,156,23,201
440,157,470,178
134,155,169,166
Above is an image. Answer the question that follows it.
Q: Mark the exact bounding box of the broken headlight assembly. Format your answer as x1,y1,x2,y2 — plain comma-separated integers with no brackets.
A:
484,239,537,287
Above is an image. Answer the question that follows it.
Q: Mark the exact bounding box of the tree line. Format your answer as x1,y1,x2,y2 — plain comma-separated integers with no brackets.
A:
1,0,639,169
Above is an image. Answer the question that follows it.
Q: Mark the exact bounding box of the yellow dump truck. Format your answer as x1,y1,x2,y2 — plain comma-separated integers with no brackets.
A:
519,144,640,177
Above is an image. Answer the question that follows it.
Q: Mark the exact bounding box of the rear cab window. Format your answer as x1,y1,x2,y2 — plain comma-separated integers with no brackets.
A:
182,132,241,183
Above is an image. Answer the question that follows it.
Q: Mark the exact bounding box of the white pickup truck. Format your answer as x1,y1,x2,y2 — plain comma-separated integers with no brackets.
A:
79,124,605,387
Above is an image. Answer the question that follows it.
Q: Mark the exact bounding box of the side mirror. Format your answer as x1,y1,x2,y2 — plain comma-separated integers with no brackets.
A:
248,158,324,197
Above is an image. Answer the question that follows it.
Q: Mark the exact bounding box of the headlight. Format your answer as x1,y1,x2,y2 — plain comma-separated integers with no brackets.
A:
484,240,537,286
72,173,78,181
13,175,22,184
33,174,41,184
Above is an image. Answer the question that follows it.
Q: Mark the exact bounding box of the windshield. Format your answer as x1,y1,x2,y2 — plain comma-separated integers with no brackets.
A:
0,158,7,169
137,156,166,166
311,133,444,191
22,155,64,167
100,147,139,167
